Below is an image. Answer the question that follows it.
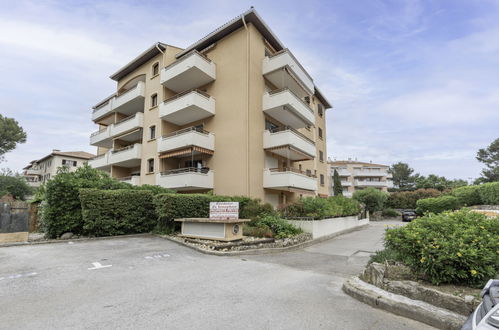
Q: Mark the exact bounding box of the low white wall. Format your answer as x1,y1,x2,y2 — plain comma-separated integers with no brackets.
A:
286,216,369,239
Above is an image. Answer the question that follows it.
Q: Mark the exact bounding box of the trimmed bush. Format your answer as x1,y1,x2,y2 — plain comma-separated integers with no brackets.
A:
80,189,156,236
279,195,361,220
381,208,399,217
478,182,499,205
386,189,442,209
250,215,302,239
385,209,499,285
353,188,388,213
415,195,460,214
451,185,482,206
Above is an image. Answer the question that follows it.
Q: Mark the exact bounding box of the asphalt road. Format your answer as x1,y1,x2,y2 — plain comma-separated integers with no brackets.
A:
0,221,433,329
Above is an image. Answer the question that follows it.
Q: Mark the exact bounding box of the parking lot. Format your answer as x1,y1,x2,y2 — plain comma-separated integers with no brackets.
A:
0,222,433,329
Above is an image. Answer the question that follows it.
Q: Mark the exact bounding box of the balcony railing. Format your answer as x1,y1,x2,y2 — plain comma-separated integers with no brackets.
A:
156,167,214,191
159,89,215,125
160,50,216,93
263,89,315,129
263,168,317,191
160,167,210,176
158,126,215,154
269,167,316,178
268,126,314,144
92,81,145,121
264,127,315,160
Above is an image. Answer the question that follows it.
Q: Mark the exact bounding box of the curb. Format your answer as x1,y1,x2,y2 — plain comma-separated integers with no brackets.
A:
157,223,369,256
342,276,466,330
0,233,155,248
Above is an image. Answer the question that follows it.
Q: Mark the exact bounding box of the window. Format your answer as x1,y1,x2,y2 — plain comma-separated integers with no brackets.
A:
318,104,324,118
319,151,324,162
152,62,159,76
62,159,77,167
147,159,154,173
320,174,325,186
304,96,310,104
149,126,156,140
318,127,323,139
151,93,158,107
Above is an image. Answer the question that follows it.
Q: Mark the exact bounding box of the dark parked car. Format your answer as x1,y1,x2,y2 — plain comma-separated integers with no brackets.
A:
401,210,417,222
461,279,499,329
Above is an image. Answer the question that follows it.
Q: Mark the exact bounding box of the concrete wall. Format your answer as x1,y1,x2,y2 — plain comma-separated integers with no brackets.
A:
286,216,369,239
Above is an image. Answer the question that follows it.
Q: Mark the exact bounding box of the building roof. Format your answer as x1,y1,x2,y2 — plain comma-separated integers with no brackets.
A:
329,160,389,168
110,42,183,81
34,150,96,164
176,7,332,109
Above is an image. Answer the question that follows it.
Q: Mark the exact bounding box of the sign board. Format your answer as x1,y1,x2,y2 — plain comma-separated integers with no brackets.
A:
209,202,239,220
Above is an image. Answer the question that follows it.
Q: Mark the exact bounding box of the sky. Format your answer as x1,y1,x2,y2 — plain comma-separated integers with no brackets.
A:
1,0,498,181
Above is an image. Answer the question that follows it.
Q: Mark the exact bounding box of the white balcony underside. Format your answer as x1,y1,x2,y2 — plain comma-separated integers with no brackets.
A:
157,131,214,153
263,169,316,192
92,81,145,121
90,112,144,148
156,171,214,191
89,144,142,169
263,130,315,160
159,91,215,125
160,52,216,93
263,91,314,129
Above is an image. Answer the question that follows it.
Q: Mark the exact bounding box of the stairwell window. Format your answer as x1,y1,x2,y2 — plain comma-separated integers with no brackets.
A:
149,126,156,140
147,158,154,173
150,93,158,108
320,174,325,186
318,104,324,118
319,151,324,162
152,62,159,76
318,127,323,140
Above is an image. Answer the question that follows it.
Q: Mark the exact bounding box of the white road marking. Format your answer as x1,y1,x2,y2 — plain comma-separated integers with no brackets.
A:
88,262,112,270
0,272,38,281
144,253,170,260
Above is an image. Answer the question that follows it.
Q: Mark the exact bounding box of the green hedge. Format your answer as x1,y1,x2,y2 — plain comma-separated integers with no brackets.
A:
451,186,481,206
385,209,499,285
353,188,388,213
279,195,361,220
416,195,460,214
249,215,302,239
478,182,499,205
80,189,156,236
386,189,442,209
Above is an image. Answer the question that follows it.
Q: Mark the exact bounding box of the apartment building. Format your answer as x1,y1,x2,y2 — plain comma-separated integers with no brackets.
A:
88,8,332,206
22,150,95,187
329,160,393,197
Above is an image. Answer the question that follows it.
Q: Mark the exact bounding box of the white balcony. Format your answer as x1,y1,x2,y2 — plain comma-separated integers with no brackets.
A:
354,180,389,187
25,168,41,175
108,144,142,167
118,175,141,186
92,81,145,121
159,90,215,125
341,181,352,187
88,153,109,169
156,168,214,191
90,113,143,148
263,129,315,160
263,168,316,192
90,126,111,146
161,51,216,93
262,49,314,98
263,90,314,129
332,168,351,176
353,170,388,177
157,128,214,153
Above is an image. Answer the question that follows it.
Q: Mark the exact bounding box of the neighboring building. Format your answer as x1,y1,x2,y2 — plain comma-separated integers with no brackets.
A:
22,150,95,187
329,160,393,197
88,8,332,207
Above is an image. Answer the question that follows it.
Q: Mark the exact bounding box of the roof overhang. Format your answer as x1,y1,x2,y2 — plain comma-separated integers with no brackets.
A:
315,86,332,109
175,8,285,59
110,42,173,81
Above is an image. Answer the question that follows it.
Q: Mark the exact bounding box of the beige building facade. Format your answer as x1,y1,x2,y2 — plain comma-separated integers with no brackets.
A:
329,160,393,197
23,150,95,187
88,9,332,207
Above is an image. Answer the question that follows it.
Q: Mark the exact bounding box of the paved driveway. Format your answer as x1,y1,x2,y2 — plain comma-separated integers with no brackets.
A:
0,221,432,329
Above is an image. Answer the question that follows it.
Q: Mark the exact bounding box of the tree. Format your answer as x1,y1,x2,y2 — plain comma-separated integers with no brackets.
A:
475,138,499,183
0,114,27,161
414,174,466,191
388,162,414,190
332,169,343,196
0,171,33,200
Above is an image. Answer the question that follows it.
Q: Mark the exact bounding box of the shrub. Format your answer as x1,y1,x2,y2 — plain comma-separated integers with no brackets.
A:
43,165,129,238
0,173,33,200
451,185,482,206
328,195,362,216
250,215,302,239
80,189,156,236
353,188,388,213
242,224,273,238
478,182,499,205
236,198,276,220
385,209,499,285
415,195,460,215
369,247,402,264
386,189,442,209
382,208,400,217
279,196,361,220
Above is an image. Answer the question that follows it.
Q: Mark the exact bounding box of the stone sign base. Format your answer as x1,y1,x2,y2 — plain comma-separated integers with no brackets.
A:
0,232,29,244
174,218,250,241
